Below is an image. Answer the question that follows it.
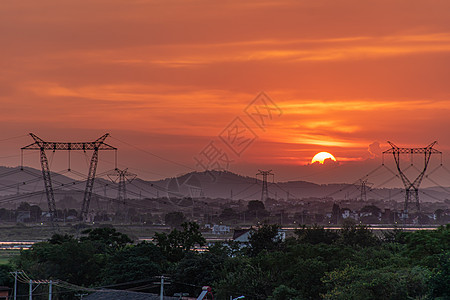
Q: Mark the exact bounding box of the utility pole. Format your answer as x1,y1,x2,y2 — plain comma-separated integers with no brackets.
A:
10,271,23,300
48,280,52,300
256,170,274,203
160,276,164,300
29,279,32,300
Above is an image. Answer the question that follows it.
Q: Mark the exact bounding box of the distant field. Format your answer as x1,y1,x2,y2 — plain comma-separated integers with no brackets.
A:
0,249,19,265
0,222,176,242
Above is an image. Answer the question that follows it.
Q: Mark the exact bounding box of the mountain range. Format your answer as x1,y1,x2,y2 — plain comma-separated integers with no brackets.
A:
0,166,449,210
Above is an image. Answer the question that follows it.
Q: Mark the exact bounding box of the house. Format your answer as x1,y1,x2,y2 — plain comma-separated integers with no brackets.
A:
233,228,253,243
0,286,9,300
16,211,31,223
211,224,230,235
341,208,359,221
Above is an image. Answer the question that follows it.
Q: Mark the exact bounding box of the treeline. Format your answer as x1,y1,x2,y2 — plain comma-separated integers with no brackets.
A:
0,222,449,299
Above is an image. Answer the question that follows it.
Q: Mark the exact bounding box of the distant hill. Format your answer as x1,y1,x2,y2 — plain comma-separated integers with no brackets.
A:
0,167,449,210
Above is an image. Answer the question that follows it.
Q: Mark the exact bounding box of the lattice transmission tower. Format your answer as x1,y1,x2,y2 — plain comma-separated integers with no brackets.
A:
21,133,117,222
107,168,136,212
382,141,441,216
357,179,373,202
256,170,274,203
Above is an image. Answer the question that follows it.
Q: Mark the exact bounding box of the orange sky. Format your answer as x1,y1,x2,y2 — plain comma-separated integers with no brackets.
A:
1,0,450,186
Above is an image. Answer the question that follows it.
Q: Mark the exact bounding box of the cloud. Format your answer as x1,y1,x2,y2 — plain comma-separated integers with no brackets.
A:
368,142,382,158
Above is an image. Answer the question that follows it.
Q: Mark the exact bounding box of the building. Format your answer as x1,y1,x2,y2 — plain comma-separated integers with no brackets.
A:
0,286,9,300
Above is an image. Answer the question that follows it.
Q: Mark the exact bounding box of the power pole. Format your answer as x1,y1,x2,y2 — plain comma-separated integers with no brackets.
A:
48,280,52,300
160,276,165,300
256,170,274,203
21,133,117,222
383,141,441,218
29,280,32,300
10,271,23,300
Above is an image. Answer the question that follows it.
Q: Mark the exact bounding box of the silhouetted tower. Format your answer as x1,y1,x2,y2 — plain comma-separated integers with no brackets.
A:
21,133,117,223
383,141,441,217
358,179,372,202
256,170,274,203
107,168,136,211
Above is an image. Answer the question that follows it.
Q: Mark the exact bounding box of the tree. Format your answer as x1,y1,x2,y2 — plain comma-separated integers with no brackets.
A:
428,252,450,299
13,235,106,286
247,224,283,256
153,222,205,262
295,225,339,245
101,241,166,289
170,251,227,297
248,200,265,211
322,265,430,300
338,220,380,247
402,224,450,267
165,211,186,228
17,202,31,212
214,256,274,300
0,265,13,287
269,285,301,300
246,200,269,221
81,227,133,253
219,208,238,221
29,205,42,222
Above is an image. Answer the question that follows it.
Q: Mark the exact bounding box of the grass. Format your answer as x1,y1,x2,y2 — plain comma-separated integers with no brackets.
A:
0,249,20,265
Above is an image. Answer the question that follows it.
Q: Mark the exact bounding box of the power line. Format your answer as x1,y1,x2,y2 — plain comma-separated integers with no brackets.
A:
109,135,195,171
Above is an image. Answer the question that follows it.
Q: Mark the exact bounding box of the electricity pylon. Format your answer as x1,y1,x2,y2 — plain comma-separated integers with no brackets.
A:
256,170,274,203
383,141,441,217
107,168,136,212
21,133,117,222
357,179,373,202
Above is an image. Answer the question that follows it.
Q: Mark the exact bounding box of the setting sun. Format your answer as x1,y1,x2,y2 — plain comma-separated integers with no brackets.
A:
311,152,337,164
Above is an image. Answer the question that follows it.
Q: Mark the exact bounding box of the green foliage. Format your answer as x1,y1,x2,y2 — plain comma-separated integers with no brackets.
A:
247,224,283,256
322,265,431,300
428,252,450,299
0,264,13,287
170,250,227,297
338,221,380,247
153,222,206,262
81,227,133,253
295,225,339,245
5,222,449,300
101,241,165,286
269,285,302,300
402,224,450,267
12,228,134,287
213,256,274,300
13,236,105,286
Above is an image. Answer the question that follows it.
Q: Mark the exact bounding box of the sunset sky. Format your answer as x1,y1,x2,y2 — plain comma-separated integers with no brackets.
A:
1,0,450,187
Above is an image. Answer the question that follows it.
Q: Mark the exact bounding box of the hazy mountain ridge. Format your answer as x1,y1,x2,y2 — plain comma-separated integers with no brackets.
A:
0,167,449,210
